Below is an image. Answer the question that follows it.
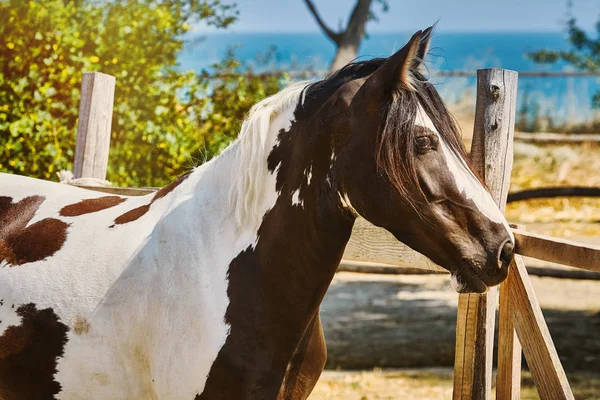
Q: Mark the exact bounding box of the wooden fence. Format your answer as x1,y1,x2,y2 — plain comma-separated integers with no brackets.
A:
219,70,600,80
71,70,600,400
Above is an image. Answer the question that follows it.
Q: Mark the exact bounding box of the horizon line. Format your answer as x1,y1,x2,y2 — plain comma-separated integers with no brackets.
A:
190,28,566,35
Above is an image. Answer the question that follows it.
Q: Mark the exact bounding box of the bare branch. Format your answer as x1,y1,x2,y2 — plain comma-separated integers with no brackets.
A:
303,0,342,44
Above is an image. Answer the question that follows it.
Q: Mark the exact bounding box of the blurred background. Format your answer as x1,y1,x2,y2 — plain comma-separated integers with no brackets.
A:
1,0,599,398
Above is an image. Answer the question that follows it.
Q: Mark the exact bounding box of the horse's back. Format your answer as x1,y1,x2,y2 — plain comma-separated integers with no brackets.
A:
0,172,159,399
0,171,231,399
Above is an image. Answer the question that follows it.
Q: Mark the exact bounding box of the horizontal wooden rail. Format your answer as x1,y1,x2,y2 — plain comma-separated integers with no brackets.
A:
514,131,600,143
342,218,445,272
338,260,446,275
513,228,600,272
337,261,600,280
343,219,600,274
71,184,600,274
436,70,600,78
70,185,157,196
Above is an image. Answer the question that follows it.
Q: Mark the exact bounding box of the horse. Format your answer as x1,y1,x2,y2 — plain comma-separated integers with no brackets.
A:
0,27,515,399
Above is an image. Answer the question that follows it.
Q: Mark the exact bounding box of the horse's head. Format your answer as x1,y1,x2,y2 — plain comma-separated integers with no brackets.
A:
324,28,514,293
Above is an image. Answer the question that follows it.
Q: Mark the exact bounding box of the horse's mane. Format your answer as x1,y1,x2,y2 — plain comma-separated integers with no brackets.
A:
228,58,467,229
303,58,468,209
229,81,310,230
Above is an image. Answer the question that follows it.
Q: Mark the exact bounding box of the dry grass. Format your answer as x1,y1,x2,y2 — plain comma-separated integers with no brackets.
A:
311,369,600,400
450,105,600,237
510,142,600,190
506,142,600,237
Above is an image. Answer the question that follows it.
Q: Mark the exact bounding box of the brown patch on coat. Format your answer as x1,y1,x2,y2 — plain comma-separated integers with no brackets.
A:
59,196,125,217
0,196,69,266
0,303,69,399
152,171,191,202
111,172,191,227
72,317,90,335
111,205,151,227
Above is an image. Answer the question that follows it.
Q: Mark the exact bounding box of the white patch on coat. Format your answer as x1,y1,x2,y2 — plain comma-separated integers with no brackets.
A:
415,105,514,243
291,189,303,207
305,166,312,186
0,301,22,333
338,192,358,217
300,85,309,106
0,81,307,399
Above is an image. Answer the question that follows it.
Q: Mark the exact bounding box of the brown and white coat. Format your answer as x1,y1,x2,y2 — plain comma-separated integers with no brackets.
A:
0,28,514,400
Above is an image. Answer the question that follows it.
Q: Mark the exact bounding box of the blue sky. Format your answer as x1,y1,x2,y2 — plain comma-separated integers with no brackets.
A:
195,0,599,33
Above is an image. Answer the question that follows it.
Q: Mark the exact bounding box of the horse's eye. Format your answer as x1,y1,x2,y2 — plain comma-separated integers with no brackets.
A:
415,136,434,152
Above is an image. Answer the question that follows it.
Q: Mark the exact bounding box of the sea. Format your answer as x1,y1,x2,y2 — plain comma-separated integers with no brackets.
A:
180,32,600,123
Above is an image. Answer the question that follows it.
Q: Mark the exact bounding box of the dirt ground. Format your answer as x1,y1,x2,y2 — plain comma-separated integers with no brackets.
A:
310,272,600,399
311,368,600,399
319,272,600,371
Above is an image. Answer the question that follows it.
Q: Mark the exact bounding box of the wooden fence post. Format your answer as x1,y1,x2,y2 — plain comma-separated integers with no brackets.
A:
73,72,115,180
497,224,524,400
452,68,518,400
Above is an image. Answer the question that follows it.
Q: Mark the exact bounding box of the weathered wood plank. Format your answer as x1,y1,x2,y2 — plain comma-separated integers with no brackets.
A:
337,259,600,280
453,68,518,400
337,260,446,275
469,69,517,209
436,70,600,78
72,185,157,197
513,228,600,272
514,131,600,143
507,255,574,400
497,228,523,400
74,72,116,180
453,291,499,400
343,218,445,272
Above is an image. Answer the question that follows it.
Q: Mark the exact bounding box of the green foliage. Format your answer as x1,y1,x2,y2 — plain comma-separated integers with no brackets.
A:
1,0,284,187
194,48,285,160
528,3,600,108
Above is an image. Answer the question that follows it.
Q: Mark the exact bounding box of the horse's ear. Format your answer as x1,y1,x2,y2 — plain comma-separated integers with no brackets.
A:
362,30,422,96
415,25,434,68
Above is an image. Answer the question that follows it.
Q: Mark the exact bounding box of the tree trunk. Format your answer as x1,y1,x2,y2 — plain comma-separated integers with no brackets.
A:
329,0,373,72
303,0,374,73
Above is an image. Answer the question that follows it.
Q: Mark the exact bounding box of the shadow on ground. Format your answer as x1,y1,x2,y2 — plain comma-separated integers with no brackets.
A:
322,277,457,369
321,273,600,374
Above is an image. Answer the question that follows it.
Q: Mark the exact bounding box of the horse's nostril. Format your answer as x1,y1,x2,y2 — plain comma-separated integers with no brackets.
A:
499,240,515,266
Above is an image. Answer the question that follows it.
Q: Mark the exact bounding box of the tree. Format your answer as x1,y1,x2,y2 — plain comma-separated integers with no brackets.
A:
528,3,600,107
303,0,389,72
0,0,283,187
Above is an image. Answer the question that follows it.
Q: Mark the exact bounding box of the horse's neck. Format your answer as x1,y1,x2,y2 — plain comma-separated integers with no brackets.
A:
176,109,287,249
195,102,355,398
